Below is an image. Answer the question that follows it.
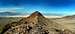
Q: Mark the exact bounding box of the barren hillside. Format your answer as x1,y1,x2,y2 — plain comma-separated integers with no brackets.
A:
0,11,74,34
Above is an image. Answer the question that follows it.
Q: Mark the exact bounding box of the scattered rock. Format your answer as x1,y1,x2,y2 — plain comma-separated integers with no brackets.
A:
1,11,74,34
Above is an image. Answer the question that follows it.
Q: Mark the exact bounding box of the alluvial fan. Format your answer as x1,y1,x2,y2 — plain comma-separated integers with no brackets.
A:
1,11,74,34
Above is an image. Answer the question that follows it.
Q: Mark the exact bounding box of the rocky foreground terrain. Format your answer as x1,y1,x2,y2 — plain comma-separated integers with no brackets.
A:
0,11,75,34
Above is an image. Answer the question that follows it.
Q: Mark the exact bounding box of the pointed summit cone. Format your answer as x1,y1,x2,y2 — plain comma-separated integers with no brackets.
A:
28,11,45,18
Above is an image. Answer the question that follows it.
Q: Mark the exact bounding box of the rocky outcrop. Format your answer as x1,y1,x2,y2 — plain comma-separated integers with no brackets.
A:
1,11,74,34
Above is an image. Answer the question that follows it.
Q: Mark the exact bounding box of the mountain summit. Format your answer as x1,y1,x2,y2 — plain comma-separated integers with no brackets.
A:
29,11,44,18
1,11,74,34
31,11,43,16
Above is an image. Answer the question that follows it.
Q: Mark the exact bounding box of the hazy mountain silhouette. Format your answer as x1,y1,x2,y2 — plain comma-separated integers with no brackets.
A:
0,12,23,16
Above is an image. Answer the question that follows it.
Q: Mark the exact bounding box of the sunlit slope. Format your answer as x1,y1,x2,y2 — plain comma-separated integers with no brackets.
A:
51,15,75,32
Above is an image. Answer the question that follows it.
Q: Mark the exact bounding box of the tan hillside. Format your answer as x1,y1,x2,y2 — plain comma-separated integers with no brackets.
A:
1,11,74,34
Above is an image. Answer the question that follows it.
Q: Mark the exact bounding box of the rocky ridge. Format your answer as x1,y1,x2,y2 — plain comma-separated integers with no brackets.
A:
1,11,74,34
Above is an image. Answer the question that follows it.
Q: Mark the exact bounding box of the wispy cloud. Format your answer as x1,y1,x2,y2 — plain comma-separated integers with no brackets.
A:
0,7,23,12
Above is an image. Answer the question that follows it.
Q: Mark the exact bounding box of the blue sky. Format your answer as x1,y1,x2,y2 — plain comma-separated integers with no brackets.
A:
0,0,75,16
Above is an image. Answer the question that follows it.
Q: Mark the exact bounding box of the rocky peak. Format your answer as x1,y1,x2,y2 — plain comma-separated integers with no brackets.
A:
1,11,74,34
29,11,44,18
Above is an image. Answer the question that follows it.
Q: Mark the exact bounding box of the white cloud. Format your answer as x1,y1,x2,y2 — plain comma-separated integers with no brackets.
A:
0,7,23,12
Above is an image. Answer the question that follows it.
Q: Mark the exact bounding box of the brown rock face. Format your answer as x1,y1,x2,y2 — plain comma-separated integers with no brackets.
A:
1,11,74,34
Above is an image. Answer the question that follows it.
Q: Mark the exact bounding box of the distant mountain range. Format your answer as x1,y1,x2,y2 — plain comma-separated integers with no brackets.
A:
0,12,64,17
0,12,24,16
43,13,64,16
